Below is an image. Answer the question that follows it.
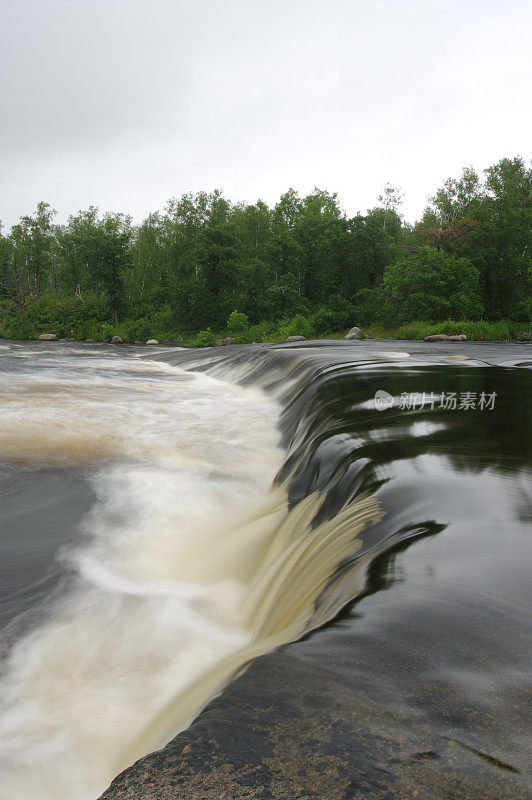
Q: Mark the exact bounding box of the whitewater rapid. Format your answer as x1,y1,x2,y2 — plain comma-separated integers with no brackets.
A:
0,350,285,799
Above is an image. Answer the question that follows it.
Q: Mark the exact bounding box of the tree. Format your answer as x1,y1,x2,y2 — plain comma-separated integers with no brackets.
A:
419,159,531,320
382,247,483,322
377,183,404,221
0,232,33,321
481,157,531,319
0,203,56,320
59,208,131,322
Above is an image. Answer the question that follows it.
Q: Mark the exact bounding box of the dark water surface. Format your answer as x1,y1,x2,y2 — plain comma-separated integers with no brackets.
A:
0,339,530,799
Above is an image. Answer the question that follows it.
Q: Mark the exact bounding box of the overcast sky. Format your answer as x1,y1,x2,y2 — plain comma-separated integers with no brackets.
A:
1,0,530,229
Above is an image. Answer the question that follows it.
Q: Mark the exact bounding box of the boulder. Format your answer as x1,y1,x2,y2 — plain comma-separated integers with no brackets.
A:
285,335,306,342
423,334,450,342
38,333,57,341
110,335,123,344
146,339,159,345
344,327,365,340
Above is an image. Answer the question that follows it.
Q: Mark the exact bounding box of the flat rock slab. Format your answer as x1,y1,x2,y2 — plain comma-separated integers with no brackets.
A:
100,638,527,800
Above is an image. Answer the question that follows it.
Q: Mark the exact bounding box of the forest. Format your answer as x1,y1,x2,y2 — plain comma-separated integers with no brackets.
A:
0,157,530,344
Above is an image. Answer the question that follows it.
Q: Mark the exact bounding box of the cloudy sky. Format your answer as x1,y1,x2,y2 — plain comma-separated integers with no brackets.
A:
1,0,530,228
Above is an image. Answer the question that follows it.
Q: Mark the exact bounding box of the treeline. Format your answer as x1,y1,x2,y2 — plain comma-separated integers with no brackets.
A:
0,156,530,342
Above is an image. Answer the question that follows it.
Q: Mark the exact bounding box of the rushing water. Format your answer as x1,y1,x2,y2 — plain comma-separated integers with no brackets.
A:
0,339,530,800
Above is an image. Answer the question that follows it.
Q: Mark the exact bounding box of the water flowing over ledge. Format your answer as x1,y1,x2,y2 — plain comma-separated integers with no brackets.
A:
0,340,530,800
0,342,386,798
99,340,531,800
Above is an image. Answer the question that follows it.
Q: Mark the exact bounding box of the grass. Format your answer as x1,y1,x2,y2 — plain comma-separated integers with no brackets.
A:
196,320,530,345
384,320,530,342
1,317,529,346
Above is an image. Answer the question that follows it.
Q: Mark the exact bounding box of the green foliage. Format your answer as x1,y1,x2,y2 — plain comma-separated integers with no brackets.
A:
417,158,531,320
309,308,337,335
310,295,357,334
0,158,528,342
383,247,483,322
279,314,313,340
236,320,276,343
23,291,112,338
124,317,154,342
98,323,116,342
0,318,34,340
59,208,132,322
391,320,529,341
227,309,249,332
193,328,216,347
352,287,385,327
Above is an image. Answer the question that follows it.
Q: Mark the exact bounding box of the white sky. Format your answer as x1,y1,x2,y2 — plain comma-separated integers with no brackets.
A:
0,0,530,229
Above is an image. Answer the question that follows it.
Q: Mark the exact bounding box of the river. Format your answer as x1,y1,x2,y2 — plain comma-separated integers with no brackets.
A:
0,339,530,799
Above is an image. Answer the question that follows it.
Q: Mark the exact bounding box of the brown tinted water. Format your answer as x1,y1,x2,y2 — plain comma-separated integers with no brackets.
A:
0,340,530,799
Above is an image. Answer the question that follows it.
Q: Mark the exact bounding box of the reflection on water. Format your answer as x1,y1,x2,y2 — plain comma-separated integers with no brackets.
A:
0,339,530,800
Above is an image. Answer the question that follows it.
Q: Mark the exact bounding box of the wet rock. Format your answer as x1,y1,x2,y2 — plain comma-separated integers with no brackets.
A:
38,333,57,341
285,335,306,342
344,327,365,340
146,339,159,345
110,336,123,344
423,334,467,342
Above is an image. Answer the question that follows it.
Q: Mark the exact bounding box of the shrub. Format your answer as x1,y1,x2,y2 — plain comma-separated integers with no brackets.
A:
98,323,116,342
193,328,216,347
1,319,34,340
310,296,358,335
227,310,249,333
27,291,113,337
310,308,337,335
279,314,313,340
239,320,276,343
327,294,357,328
352,287,386,327
124,317,153,342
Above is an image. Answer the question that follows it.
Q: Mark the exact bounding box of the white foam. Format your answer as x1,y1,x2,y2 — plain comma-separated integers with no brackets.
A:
0,355,283,799
0,351,383,800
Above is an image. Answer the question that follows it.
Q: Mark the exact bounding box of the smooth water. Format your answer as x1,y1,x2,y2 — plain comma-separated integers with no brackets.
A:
0,339,530,800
